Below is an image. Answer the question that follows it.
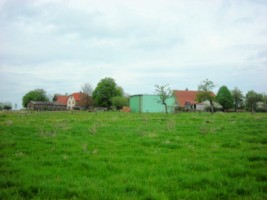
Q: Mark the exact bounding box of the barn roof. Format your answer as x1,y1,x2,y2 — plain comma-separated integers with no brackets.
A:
29,101,54,105
29,101,65,106
174,90,199,107
71,92,82,102
55,95,68,105
174,90,215,107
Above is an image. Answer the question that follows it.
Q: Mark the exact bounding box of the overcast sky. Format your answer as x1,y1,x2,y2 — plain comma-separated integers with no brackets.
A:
0,0,267,108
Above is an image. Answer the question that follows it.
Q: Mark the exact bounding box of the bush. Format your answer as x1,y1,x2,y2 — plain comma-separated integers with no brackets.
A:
111,96,129,109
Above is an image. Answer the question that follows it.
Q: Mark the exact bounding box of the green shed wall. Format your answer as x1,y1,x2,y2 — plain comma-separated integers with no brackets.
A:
130,95,176,113
129,95,141,113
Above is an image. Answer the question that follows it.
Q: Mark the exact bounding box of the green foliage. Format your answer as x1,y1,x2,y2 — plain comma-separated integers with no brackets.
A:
261,94,267,112
196,79,215,113
217,86,233,111
111,96,129,109
3,102,12,110
232,87,244,112
154,84,173,114
116,86,124,97
245,90,262,113
0,102,12,110
22,89,49,108
0,112,266,199
92,77,122,108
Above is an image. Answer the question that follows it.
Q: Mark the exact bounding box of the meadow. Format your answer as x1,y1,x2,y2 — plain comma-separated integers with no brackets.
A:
0,111,266,200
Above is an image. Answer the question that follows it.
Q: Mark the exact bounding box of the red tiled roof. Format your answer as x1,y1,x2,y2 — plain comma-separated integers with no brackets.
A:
55,96,68,105
174,90,215,107
71,92,82,102
174,90,199,107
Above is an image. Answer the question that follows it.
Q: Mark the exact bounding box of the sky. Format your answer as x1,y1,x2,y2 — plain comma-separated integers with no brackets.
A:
0,0,267,108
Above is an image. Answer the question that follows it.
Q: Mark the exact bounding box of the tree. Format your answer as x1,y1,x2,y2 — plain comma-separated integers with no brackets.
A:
111,96,129,109
154,84,173,114
116,86,124,97
196,79,216,113
92,77,122,109
262,93,267,112
3,102,12,110
0,102,12,110
81,83,93,96
22,89,49,108
232,87,244,112
81,83,94,109
245,90,262,113
216,86,233,112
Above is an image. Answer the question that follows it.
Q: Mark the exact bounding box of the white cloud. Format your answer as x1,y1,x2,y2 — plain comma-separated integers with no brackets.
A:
0,0,267,108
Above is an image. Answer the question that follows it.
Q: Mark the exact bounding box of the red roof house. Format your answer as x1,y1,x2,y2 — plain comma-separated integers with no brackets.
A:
174,90,199,107
173,90,215,110
55,95,69,106
67,92,92,110
71,92,82,102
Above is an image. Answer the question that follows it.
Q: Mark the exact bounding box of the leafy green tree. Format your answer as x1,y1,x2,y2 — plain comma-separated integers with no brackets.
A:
155,84,173,114
3,102,12,110
116,86,124,97
111,96,129,109
245,90,262,113
92,77,122,109
196,79,216,113
22,89,49,108
232,87,244,112
262,93,267,112
216,86,233,112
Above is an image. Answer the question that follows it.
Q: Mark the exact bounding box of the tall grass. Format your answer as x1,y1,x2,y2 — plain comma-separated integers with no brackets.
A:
0,111,266,199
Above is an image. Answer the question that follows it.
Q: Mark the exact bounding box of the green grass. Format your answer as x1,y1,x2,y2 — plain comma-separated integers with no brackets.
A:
0,111,267,199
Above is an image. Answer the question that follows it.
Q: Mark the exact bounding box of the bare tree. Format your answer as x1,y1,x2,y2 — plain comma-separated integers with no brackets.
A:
81,83,93,109
81,83,93,96
155,84,173,114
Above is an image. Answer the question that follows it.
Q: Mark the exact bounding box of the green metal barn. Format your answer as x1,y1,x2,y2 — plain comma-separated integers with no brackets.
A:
130,94,176,113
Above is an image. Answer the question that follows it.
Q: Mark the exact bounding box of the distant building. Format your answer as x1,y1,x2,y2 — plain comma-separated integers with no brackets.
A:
54,95,68,106
130,94,176,113
27,101,66,111
173,90,215,111
67,92,91,110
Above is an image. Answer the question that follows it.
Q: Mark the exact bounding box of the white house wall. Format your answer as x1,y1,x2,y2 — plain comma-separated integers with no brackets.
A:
67,96,76,110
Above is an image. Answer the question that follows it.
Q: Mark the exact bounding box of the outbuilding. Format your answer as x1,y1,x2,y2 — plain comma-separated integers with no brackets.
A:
130,94,176,113
27,101,67,111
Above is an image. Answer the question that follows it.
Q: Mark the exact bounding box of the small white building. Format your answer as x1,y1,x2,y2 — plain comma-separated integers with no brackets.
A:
66,92,92,110
67,92,82,110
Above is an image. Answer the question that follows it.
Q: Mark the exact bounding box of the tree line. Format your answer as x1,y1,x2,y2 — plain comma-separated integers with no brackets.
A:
22,77,129,110
19,77,267,113
196,79,266,113
155,79,266,114
0,102,13,111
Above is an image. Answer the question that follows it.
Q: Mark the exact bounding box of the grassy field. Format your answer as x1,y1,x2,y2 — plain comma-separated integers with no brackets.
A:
0,111,266,200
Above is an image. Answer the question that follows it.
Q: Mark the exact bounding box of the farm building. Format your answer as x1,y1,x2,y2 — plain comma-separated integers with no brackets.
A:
130,94,176,113
27,101,67,111
54,95,68,106
173,90,216,111
67,92,92,110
